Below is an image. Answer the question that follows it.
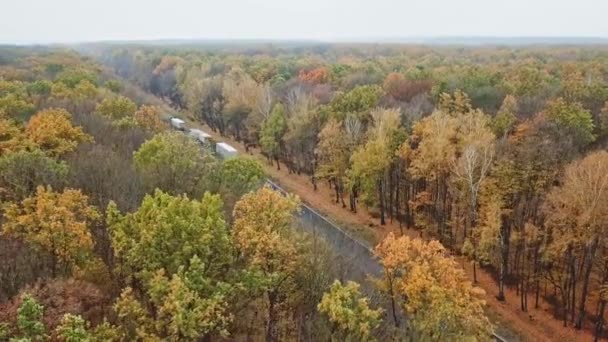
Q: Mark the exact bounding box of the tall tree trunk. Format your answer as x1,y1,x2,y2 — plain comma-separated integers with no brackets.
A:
266,290,279,342
594,261,608,342
405,182,412,228
534,245,541,309
576,238,599,329
571,257,577,324
388,169,394,223
515,242,522,296
464,197,474,239
438,175,447,239
334,178,340,204
595,300,607,342
388,277,399,327
311,159,317,191
339,181,346,208
497,215,510,301
352,185,358,213
378,179,386,225
473,259,478,284
349,192,357,213
562,246,574,327
395,163,402,233
521,248,528,312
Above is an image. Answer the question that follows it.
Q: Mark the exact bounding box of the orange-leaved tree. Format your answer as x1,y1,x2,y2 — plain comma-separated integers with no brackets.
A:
374,233,493,340
25,108,91,156
2,186,99,276
133,105,166,133
298,67,329,85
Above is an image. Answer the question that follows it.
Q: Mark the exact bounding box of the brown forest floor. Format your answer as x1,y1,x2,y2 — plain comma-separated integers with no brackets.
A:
192,120,597,342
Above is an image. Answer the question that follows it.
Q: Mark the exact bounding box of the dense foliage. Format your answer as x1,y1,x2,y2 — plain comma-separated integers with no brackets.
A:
90,43,608,340
0,47,385,342
4,42,608,341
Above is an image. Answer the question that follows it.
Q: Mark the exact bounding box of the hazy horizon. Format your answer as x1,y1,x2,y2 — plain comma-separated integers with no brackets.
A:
6,36,608,47
1,0,607,45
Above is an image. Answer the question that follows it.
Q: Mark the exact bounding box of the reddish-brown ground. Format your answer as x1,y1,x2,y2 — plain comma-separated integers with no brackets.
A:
191,120,597,342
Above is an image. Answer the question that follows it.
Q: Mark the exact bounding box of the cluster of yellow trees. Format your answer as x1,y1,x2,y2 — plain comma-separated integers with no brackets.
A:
3,43,608,340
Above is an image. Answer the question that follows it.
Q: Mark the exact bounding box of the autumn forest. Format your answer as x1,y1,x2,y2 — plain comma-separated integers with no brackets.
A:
1,43,608,341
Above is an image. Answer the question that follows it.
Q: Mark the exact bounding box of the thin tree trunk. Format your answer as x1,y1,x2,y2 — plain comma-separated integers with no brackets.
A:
396,163,402,234
594,261,608,342
576,239,599,329
405,182,412,228
349,192,356,213
515,243,522,296
388,169,394,223
311,160,317,191
378,179,386,225
340,184,346,208
266,290,279,342
388,277,399,327
534,245,541,309
473,259,477,284
571,257,577,324
595,300,607,342
562,247,573,327
521,249,528,312
497,215,510,301
334,178,340,204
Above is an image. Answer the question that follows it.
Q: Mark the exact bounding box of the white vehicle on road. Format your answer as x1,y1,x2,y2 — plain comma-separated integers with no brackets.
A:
170,117,186,131
216,142,238,159
188,128,211,144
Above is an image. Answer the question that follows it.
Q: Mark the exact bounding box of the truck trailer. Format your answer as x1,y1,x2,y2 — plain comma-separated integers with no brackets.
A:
170,117,186,131
188,128,212,144
215,142,238,159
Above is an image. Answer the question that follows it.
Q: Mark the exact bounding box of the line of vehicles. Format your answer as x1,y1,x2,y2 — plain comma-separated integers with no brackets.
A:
167,116,238,159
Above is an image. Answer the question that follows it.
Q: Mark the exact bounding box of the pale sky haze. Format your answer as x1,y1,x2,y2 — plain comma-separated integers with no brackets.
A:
1,0,606,44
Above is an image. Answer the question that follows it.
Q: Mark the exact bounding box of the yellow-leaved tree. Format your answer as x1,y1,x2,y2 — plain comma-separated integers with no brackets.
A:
349,108,405,225
107,191,234,341
317,280,383,341
544,150,608,329
374,233,493,341
95,96,137,120
25,108,91,156
315,118,352,207
0,118,34,155
2,186,99,276
232,186,301,342
408,109,459,234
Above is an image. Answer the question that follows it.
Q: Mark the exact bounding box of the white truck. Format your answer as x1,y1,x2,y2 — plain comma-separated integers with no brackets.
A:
170,117,186,131
188,128,212,144
215,142,238,159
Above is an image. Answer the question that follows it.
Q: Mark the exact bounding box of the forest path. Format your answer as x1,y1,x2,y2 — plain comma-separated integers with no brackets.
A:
185,118,595,342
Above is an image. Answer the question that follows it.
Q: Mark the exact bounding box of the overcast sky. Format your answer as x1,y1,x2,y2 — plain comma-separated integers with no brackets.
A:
1,0,606,44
